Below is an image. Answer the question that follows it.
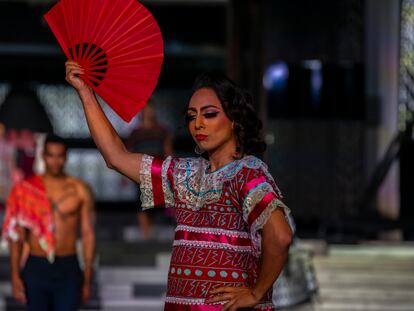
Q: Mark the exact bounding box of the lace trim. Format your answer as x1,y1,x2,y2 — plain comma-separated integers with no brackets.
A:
165,296,274,309
161,156,175,208
250,199,295,257
165,297,218,305
242,182,275,222
139,154,154,209
173,239,252,252
175,225,249,238
174,155,273,207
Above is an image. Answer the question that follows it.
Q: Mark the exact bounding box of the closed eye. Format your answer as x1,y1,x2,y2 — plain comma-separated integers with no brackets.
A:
204,112,219,118
185,114,196,123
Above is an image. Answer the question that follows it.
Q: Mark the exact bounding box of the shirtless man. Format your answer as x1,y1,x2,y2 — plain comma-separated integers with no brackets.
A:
2,134,95,311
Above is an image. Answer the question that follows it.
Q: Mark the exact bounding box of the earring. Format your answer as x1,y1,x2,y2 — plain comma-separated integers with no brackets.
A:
195,145,204,155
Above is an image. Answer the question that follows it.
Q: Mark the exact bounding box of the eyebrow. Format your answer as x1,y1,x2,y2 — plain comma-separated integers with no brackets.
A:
187,105,220,112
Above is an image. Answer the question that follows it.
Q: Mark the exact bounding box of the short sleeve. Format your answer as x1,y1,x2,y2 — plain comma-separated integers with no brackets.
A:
139,154,175,210
240,169,295,257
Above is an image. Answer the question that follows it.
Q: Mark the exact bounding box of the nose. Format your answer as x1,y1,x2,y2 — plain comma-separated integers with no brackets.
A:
194,114,204,130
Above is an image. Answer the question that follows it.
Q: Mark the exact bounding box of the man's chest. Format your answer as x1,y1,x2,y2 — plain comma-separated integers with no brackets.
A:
45,182,81,218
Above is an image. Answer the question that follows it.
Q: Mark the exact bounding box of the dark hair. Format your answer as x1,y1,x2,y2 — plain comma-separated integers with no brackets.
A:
189,72,266,157
44,133,67,151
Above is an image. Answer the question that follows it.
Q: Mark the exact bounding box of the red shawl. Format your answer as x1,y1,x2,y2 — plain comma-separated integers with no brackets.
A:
1,175,55,262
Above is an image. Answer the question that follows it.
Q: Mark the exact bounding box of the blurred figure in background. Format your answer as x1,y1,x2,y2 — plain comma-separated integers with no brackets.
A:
4,128,36,184
2,134,96,311
16,129,36,179
0,123,16,221
127,103,173,240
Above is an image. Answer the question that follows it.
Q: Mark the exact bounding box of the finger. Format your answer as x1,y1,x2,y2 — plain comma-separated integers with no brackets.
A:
221,299,237,311
66,63,84,69
66,64,85,74
210,286,234,294
67,67,85,74
67,69,85,79
66,70,85,80
17,292,26,304
229,302,240,311
20,286,27,302
66,60,81,67
206,293,233,304
66,65,82,73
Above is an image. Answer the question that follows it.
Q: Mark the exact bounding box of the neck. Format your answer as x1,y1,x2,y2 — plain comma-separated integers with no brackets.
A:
142,119,155,129
207,141,238,172
43,172,66,180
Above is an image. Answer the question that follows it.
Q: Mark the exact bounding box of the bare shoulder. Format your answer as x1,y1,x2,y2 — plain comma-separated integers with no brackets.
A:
66,176,93,199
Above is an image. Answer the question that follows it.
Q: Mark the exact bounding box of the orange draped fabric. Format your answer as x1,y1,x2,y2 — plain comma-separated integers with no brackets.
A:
1,176,55,262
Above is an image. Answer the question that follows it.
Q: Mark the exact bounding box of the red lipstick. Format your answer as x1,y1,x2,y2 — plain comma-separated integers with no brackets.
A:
195,135,207,141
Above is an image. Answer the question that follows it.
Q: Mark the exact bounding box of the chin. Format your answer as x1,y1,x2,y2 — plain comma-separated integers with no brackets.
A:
198,143,213,152
49,170,63,176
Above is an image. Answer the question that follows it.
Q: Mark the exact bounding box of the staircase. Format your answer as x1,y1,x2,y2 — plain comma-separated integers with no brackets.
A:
312,244,414,311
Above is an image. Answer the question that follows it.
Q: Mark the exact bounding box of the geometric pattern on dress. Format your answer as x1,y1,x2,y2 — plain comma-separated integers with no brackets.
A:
138,155,295,310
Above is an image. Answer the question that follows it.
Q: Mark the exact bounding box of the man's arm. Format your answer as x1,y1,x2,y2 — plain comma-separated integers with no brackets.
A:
79,182,96,303
10,228,26,304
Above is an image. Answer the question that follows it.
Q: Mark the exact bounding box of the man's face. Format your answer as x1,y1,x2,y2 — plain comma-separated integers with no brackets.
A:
43,142,67,176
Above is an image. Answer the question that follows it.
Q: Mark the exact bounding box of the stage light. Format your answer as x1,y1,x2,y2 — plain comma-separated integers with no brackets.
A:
263,62,289,91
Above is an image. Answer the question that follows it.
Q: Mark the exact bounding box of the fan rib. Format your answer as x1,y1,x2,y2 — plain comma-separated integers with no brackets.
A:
44,0,164,122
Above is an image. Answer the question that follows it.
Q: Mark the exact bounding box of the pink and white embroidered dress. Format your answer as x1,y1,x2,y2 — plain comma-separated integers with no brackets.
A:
139,155,294,311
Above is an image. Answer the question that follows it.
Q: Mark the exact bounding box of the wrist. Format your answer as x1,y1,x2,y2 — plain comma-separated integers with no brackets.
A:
83,276,92,286
251,287,265,302
78,87,94,98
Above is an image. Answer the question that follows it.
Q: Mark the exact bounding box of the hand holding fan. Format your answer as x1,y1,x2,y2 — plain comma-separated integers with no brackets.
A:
44,0,164,122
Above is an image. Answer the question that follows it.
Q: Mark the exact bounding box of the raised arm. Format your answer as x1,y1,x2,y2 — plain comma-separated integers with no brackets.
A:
65,61,142,183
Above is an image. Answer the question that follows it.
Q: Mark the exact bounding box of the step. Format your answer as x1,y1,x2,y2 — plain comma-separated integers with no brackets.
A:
316,273,414,287
328,245,414,257
99,267,168,284
319,287,414,303
101,298,164,311
315,301,414,311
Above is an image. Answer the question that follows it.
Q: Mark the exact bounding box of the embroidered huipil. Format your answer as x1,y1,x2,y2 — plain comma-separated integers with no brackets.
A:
140,155,294,311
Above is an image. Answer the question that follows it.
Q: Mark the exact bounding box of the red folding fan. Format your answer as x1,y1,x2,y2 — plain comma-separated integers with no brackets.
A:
44,0,164,122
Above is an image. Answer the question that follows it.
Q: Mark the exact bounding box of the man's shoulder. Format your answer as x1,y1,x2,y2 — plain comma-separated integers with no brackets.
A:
16,175,43,191
66,176,92,194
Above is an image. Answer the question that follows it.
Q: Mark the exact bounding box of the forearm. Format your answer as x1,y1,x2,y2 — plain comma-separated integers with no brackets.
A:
77,89,142,182
252,241,289,300
78,89,127,167
10,240,23,280
81,234,95,285
252,210,292,300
